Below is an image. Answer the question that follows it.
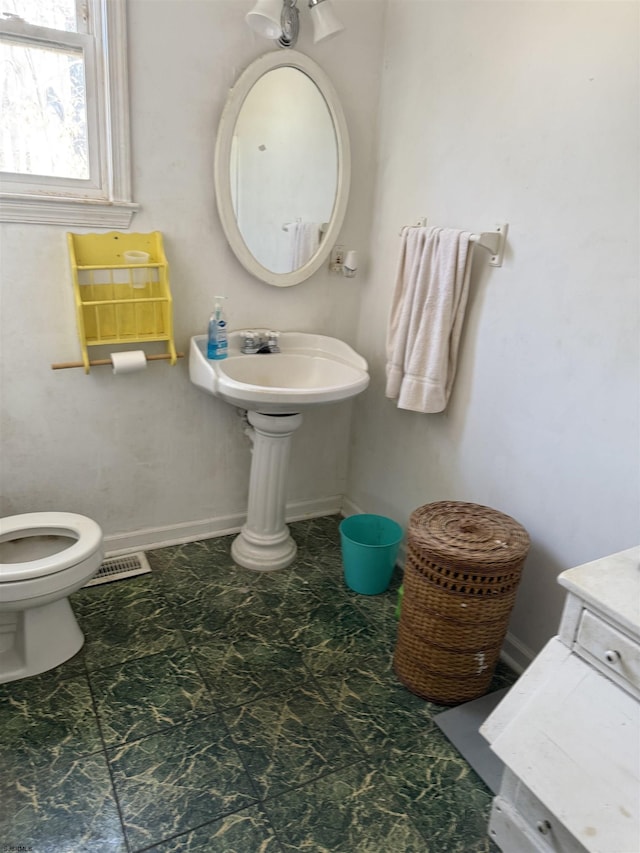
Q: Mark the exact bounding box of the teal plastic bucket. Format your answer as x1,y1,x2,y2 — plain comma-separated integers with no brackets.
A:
339,514,403,595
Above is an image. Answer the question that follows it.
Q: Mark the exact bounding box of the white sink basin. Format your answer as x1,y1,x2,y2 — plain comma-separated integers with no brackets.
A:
189,331,369,414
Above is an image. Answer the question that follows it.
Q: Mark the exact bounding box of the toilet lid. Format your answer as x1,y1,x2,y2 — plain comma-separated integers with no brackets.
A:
0,512,103,582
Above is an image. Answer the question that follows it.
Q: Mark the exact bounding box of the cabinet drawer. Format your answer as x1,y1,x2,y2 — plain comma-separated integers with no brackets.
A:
489,796,548,853
513,782,587,853
489,790,587,853
576,609,640,691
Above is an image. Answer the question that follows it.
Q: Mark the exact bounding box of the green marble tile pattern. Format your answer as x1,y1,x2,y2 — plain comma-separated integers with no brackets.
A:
224,683,363,800
0,752,126,852
288,515,343,556
89,647,216,745
264,761,427,852
318,665,444,756
379,746,495,852
1,515,514,852
0,668,103,774
188,631,310,709
145,805,281,853
72,574,186,669
280,595,390,676
108,714,258,850
163,575,276,638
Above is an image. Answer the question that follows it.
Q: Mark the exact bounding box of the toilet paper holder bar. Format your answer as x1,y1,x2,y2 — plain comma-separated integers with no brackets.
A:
51,352,184,370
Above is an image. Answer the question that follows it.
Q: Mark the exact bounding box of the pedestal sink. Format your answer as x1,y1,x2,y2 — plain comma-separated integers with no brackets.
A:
189,331,369,570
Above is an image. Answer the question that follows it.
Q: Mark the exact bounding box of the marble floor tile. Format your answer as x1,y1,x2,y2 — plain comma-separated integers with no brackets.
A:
164,577,277,638
145,805,281,853
352,570,404,631
253,558,340,608
150,537,263,594
264,761,426,852
223,682,363,800
253,530,345,601
0,751,126,853
108,713,258,851
147,537,235,576
89,647,216,746
288,514,343,556
377,744,495,852
71,574,186,670
0,668,103,774
278,596,391,677
187,631,311,709
317,665,444,756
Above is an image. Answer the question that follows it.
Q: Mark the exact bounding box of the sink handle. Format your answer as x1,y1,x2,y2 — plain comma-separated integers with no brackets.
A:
267,331,280,352
241,330,260,353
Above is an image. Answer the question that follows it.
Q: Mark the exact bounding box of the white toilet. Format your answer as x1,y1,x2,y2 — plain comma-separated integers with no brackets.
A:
0,512,103,683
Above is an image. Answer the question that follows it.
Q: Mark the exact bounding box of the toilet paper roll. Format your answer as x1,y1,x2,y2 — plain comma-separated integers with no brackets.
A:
110,350,147,375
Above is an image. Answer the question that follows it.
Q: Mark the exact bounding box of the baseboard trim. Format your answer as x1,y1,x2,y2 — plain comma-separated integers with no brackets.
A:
500,632,535,674
104,495,343,556
341,496,363,517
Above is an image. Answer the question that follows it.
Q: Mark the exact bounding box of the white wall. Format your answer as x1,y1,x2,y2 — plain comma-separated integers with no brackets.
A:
346,0,640,661
0,0,386,548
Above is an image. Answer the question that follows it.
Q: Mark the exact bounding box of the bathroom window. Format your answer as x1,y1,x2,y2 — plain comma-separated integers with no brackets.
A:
0,0,137,226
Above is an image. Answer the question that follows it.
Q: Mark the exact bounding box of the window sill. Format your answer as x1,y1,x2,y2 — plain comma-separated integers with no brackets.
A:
0,194,139,228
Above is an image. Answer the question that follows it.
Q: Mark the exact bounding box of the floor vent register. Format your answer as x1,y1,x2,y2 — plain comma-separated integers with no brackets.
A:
84,552,152,587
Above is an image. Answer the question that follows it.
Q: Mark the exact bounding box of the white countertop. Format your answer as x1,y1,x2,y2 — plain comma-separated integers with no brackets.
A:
558,546,640,637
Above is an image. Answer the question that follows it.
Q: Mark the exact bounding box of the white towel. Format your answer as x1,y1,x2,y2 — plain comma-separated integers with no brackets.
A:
291,222,320,270
385,226,473,413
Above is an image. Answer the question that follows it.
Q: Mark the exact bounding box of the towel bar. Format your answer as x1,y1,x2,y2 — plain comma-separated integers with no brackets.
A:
399,221,509,267
282,221,329,233
469,223,508,267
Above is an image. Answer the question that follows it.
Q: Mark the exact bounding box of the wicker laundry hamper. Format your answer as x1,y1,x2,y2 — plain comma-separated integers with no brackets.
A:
394,501,530,705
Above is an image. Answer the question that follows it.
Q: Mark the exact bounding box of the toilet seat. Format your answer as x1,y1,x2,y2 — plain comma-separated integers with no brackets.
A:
0,512,103,582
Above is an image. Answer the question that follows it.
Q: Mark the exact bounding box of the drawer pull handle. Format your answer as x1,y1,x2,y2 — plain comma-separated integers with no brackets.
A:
537,820,552,835
605,649,621,664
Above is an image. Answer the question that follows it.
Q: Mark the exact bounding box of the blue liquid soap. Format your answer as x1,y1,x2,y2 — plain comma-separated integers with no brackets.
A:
207,296,228,360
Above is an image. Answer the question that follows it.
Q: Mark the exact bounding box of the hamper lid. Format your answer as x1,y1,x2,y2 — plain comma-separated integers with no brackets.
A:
408,501,530,570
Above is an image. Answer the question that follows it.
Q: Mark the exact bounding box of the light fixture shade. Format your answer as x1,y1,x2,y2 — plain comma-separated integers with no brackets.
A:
308,0,344,43
245,0,283,39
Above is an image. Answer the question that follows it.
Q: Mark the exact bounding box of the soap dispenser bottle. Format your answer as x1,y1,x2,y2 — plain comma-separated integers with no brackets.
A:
207,296,228,360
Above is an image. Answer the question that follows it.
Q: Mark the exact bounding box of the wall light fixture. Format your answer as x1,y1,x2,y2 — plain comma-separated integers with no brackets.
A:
245,0,344,48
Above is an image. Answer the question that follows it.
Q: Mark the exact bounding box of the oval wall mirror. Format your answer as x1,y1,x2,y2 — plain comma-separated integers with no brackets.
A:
214,51,350,287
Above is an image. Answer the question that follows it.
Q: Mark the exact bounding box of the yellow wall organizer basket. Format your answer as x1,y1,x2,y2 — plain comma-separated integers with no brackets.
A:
66,231,177,373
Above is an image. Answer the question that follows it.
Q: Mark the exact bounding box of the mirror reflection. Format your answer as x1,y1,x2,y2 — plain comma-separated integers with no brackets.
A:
230,67,338,274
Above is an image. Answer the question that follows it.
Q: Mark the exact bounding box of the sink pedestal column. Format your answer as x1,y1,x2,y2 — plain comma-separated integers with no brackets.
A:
231,411,303,571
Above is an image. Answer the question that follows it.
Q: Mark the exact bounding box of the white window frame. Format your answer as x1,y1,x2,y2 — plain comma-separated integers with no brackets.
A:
0,0,138,226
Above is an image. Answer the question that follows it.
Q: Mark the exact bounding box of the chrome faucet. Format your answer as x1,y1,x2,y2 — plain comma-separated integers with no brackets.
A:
240,330,281,354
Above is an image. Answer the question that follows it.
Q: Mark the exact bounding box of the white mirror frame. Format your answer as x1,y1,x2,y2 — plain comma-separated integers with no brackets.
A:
214,50,351,287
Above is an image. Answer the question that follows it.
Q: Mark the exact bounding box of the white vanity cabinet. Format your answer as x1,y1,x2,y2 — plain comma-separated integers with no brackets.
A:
481,546,640,853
